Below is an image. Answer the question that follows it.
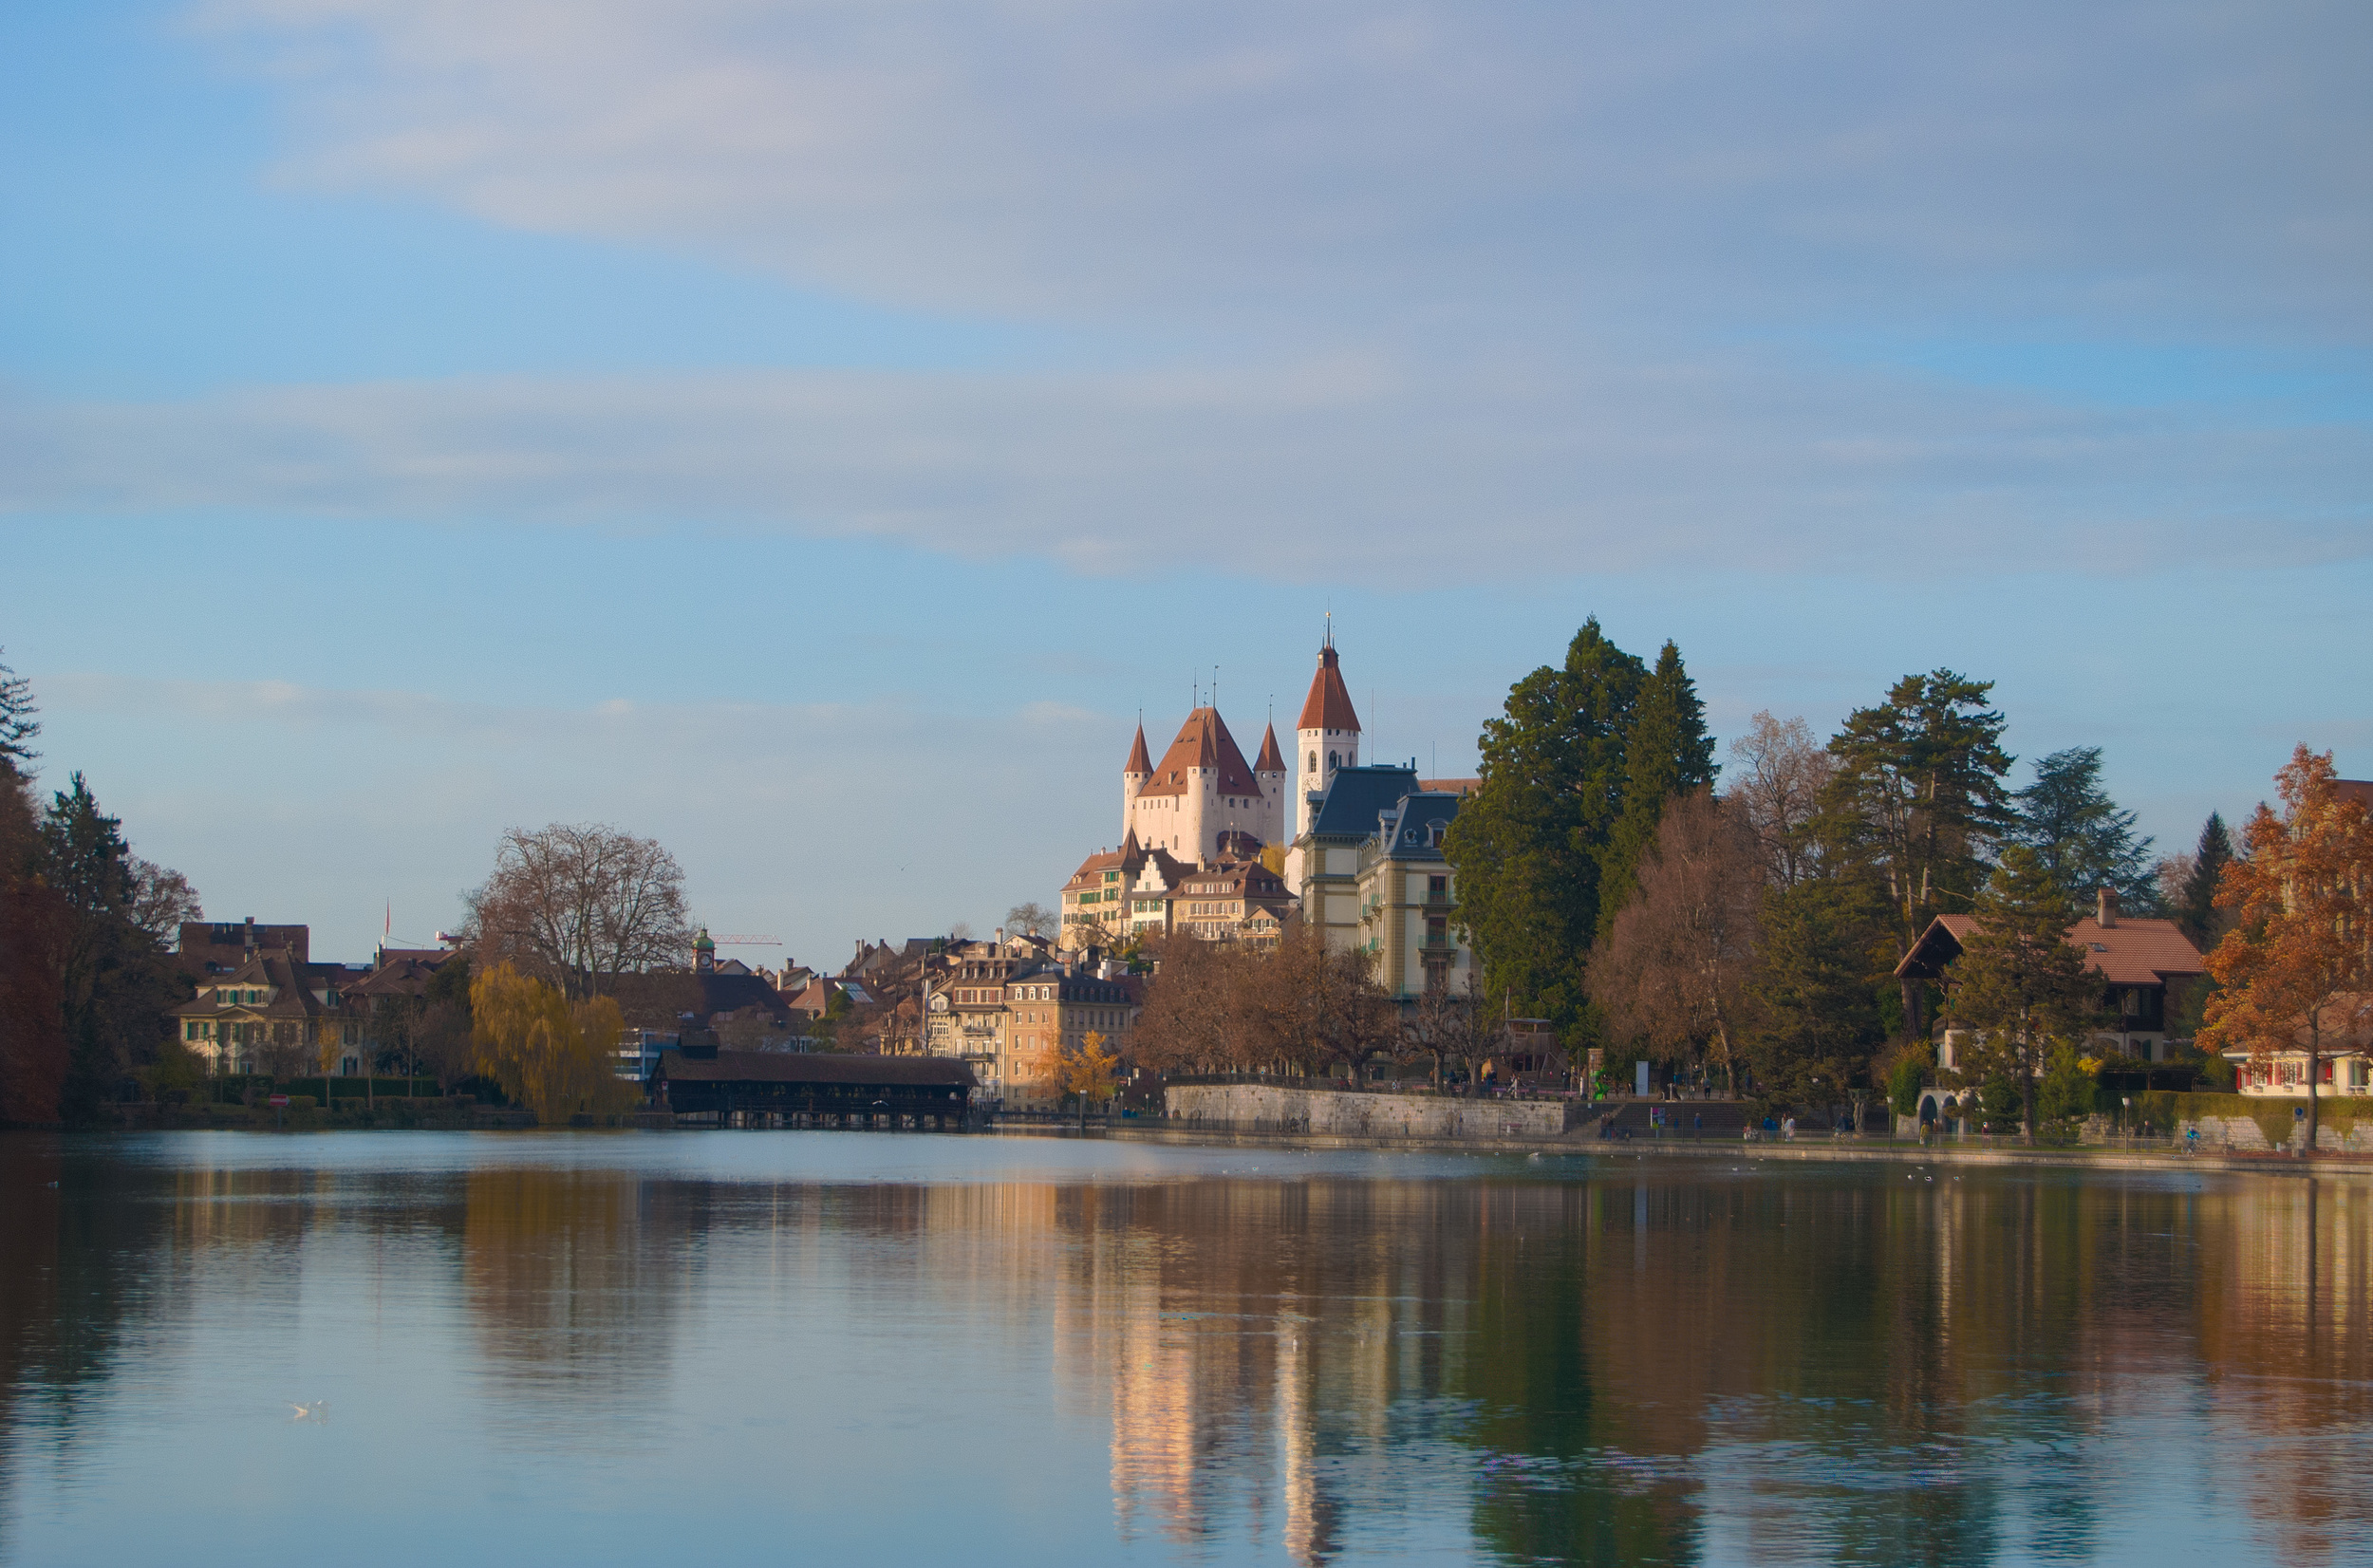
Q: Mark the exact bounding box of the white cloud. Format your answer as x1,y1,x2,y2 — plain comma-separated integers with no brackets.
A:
190,0,2373,339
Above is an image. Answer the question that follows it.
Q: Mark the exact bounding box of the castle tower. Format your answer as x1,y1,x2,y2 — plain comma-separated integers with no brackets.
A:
1254,721,1287,849
1295,627,1362,833
1122,721,1152,839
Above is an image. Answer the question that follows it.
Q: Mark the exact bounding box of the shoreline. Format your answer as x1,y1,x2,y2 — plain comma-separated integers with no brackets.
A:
1000,1120,2373,1178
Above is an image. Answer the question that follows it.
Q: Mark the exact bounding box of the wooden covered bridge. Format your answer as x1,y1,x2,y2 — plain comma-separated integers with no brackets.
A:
649,1047,977,1129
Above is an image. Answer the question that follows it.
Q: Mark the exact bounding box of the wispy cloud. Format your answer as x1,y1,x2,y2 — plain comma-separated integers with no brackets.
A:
40,670,1121,958
9,358,2365,579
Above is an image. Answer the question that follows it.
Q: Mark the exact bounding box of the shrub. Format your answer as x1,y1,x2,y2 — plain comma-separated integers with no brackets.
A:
1886,1054,1928,1118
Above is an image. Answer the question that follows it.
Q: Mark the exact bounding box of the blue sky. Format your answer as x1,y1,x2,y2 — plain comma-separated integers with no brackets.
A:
3,0,2367,966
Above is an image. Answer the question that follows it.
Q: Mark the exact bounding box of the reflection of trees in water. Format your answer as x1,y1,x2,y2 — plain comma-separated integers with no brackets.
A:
0,1138,184,1557
1013,1170,2373,1568
459,1167,696,1435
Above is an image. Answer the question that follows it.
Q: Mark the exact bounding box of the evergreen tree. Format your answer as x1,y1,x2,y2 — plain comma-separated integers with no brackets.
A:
0,646,37,774
1949,845,2100,1143
1821,670,2014,1035
39,775,184,1123
1743,877,1885,1114
2175,812,2233,950
1443,619,1644,1044
1595,641,1717,937
2010,746,2157,914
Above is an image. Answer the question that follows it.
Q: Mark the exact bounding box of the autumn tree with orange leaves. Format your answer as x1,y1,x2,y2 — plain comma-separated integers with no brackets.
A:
2198,747,2373,1154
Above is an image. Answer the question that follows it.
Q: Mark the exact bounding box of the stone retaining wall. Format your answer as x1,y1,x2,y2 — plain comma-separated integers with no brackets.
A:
1164,1083,1583,1139
2180,1115,2373,1153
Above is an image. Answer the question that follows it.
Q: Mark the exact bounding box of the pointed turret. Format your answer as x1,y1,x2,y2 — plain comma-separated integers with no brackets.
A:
1296,642,1361,735
1123,720,1153,838
1255,722,1285,775
1295,632,1363,826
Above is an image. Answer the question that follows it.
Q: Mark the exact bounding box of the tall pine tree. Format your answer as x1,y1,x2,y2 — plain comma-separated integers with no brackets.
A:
2009,746,2156,914
1950,845,2100,1143
40,775,183,1122
1596,641,1717,937
1821,670,2014,1036
2175,812,2233,950
1445,620,1639,1040
1445,622,1713,1048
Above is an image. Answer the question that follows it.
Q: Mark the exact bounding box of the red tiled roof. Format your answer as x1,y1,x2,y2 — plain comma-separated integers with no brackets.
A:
1125,723,1152,775
1133,707,1261,798
1896,912,2206,985
2337,780,2373,812
1296,644,1360,733
1254,722,1285,775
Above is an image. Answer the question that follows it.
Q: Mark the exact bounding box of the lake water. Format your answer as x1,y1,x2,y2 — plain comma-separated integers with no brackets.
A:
3,1132,2369,1566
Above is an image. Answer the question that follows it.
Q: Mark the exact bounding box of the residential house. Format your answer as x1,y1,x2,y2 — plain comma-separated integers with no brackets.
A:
1288,761,1424,954
1895,889,2209,1067
1354,787,1475,1001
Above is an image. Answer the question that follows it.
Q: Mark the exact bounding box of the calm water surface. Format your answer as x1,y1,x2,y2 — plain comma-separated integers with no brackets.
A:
3,1131,2369,1566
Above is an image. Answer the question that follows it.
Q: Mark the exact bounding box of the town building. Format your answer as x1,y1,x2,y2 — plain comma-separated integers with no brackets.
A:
1168,856,1297,948
1289,761,1424,953
997,957,1142,1110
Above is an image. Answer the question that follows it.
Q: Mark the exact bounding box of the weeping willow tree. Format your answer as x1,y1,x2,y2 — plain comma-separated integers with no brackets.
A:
469,962,638,1123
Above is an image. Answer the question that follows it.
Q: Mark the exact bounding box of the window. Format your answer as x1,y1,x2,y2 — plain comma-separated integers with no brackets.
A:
1329,751,1339,769
1307,753,1317,772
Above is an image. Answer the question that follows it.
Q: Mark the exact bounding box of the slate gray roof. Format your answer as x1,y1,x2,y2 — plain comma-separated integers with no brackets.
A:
1372,791,1462,862
1306,764,1422,839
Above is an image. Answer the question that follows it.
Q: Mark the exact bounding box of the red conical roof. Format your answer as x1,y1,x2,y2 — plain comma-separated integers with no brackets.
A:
1296,644,1360,733
1134,708,1261,798
1124,722,1152,775
1254,722,1285,774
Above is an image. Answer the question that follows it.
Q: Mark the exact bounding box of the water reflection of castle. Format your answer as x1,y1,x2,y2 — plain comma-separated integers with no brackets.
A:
6,1155,2373,1565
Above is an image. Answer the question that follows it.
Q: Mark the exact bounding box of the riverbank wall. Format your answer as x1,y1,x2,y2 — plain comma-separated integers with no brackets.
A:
1164,1083,1592,1139
1035,1115,2373,1177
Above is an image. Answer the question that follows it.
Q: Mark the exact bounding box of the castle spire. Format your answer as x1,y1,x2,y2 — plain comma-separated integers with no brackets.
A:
1255,721,1285,774
1296,638,1360,734
1124,721,1152,775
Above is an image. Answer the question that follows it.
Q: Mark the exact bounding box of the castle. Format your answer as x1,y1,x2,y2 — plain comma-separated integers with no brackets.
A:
1118,629,1362,862
1057,633,1366,951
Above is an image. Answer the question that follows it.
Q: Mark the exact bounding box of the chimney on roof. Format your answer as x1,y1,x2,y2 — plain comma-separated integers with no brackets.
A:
243,916,255,954
2097,887,2119,928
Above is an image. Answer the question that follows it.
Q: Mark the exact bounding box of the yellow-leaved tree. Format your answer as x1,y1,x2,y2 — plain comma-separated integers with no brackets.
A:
1057,1030,1119,1129
469,962,637,1124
